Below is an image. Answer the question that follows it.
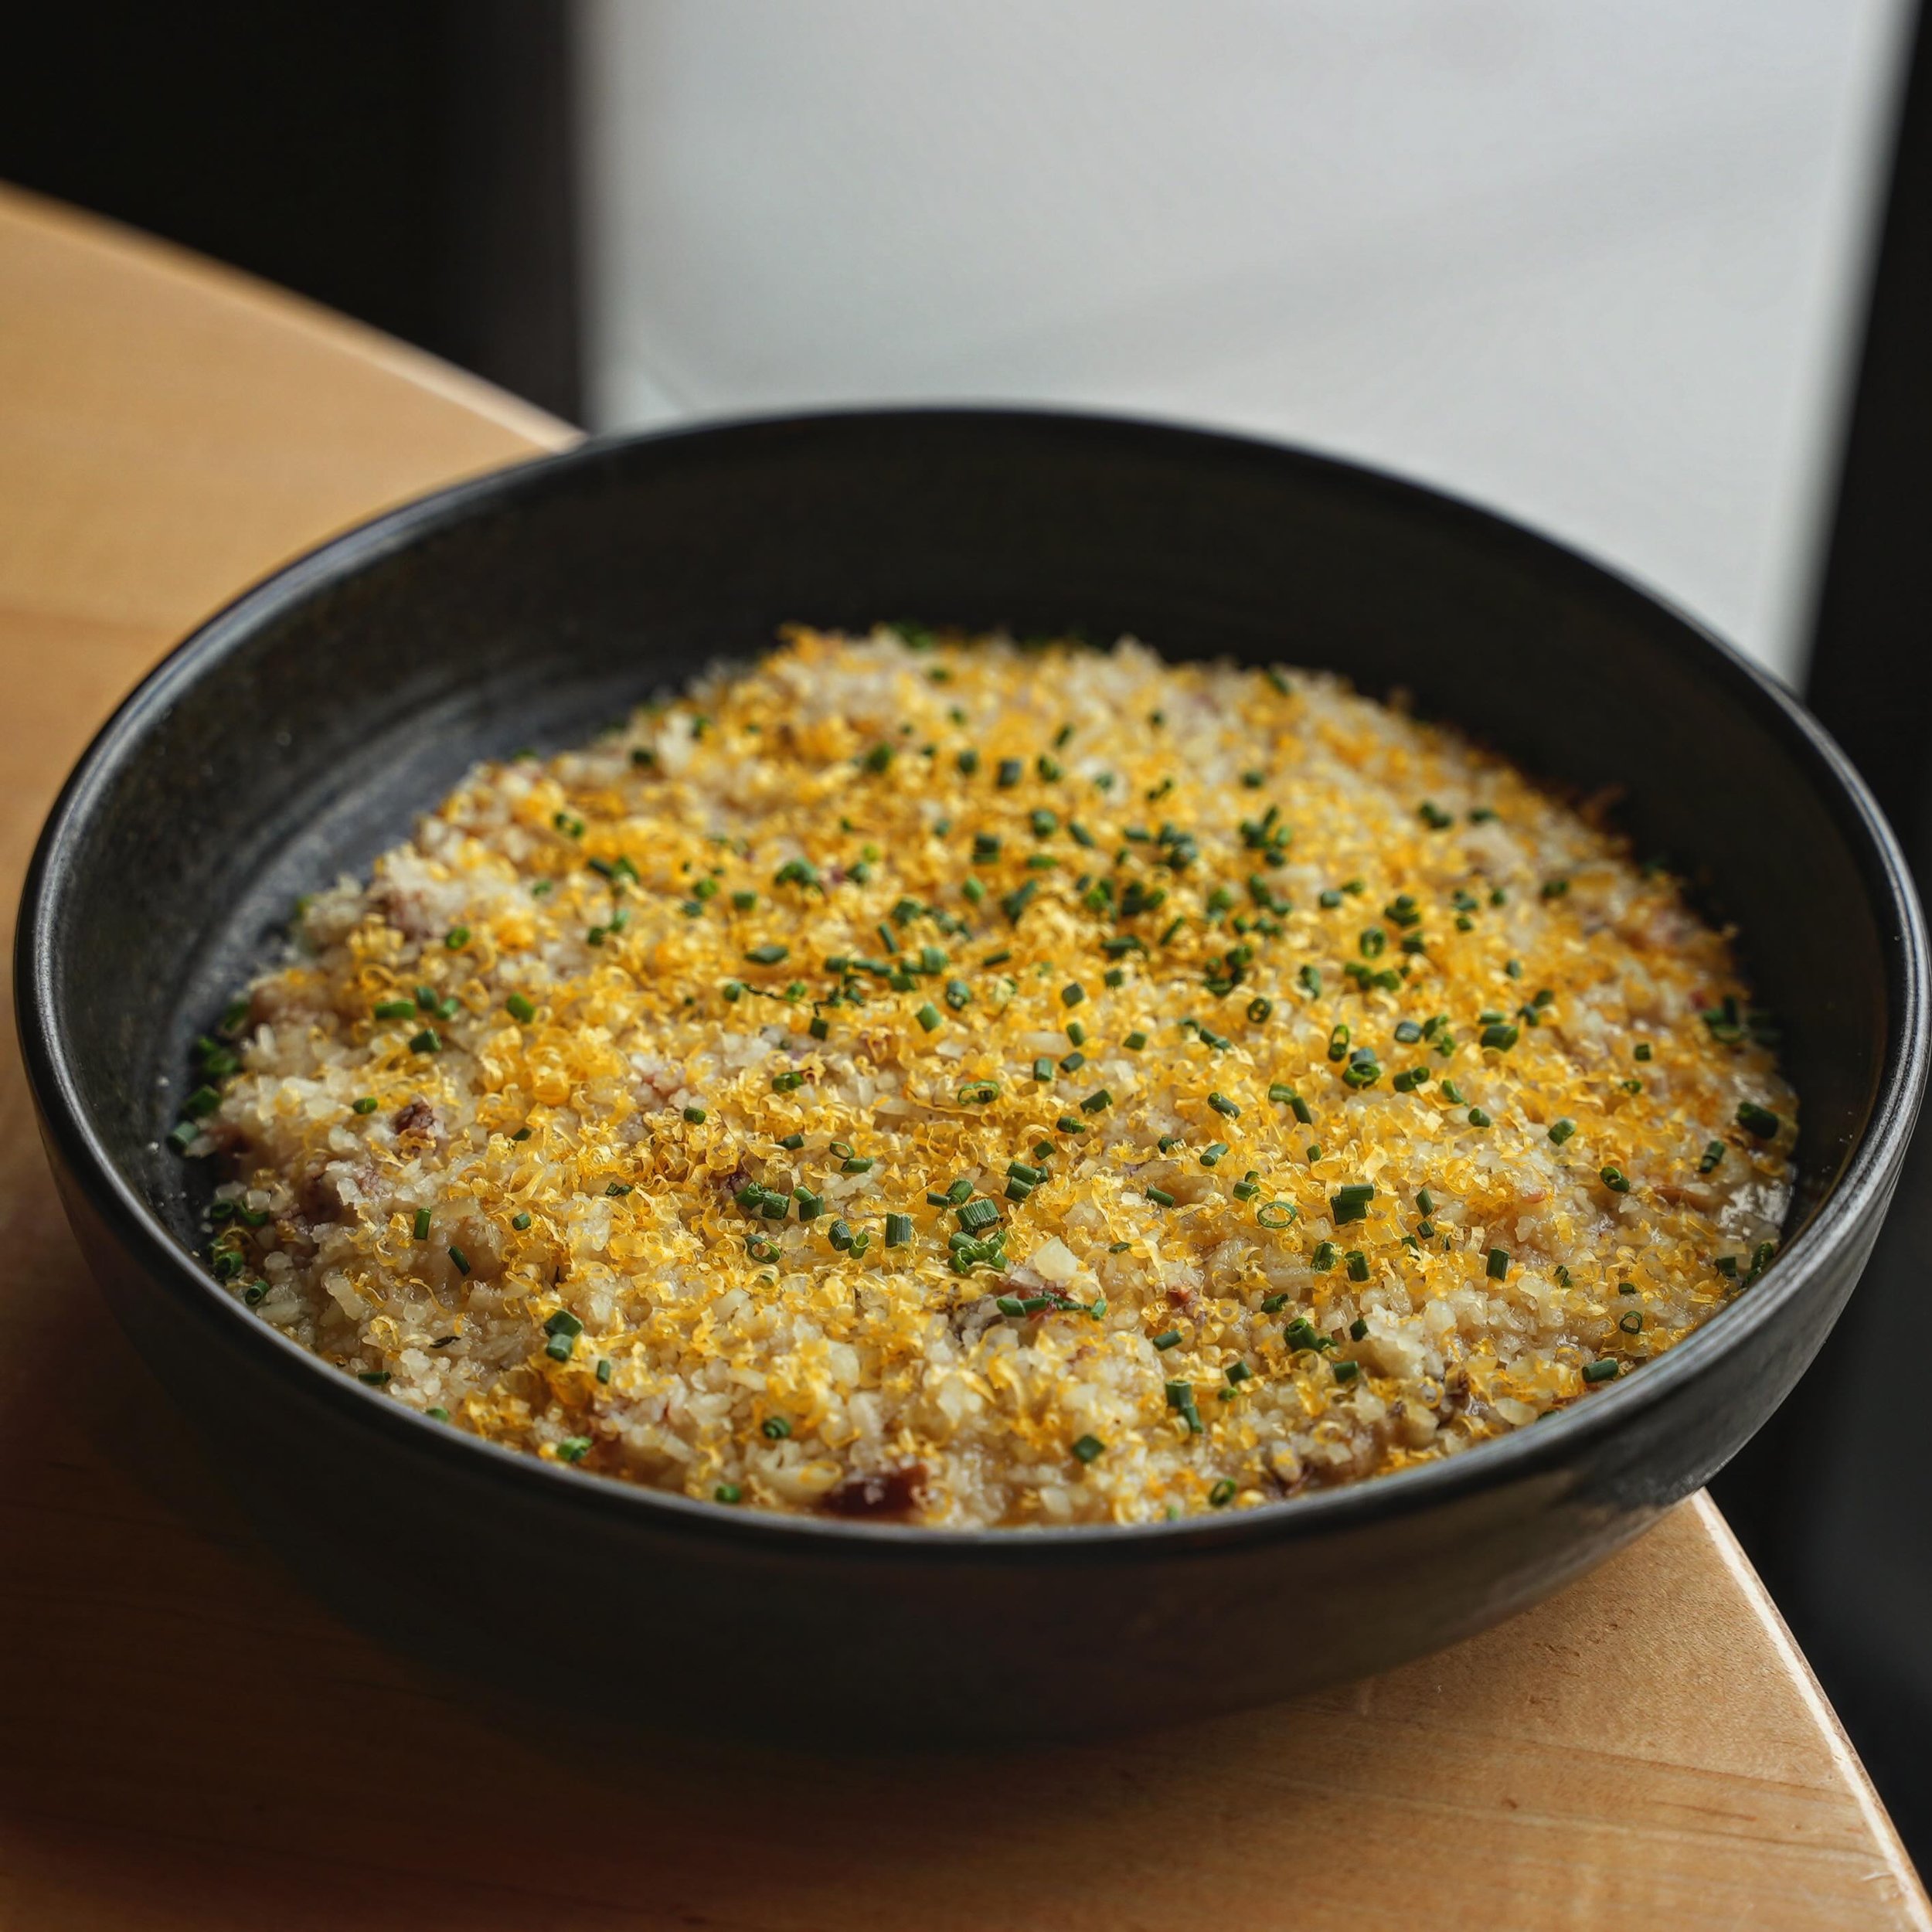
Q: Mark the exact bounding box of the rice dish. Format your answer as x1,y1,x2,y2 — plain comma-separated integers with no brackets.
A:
182,627,1795,1526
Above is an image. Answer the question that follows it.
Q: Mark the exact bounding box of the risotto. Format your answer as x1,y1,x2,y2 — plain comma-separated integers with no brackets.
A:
179,628,1795,1526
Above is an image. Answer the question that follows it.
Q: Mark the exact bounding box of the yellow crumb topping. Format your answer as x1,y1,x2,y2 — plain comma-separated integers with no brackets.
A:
200,628,1795,1526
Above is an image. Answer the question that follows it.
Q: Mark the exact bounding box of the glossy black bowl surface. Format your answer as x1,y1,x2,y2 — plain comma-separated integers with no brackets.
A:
18,410,1927,1741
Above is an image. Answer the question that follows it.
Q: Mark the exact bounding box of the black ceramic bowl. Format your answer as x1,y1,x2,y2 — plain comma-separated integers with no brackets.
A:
19,410,1927,1742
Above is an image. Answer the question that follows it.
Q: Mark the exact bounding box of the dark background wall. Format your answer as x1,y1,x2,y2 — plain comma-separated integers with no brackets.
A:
0,2,583,423
6,0,1931,1869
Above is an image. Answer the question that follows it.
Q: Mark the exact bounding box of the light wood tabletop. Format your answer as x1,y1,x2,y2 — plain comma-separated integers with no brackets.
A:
0,181,1923,1931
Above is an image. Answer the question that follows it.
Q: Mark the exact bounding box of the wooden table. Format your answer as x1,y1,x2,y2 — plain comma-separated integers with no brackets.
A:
0,180,1923,1931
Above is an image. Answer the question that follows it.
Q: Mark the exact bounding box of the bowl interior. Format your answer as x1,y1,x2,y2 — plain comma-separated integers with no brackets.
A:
34,412,1903,1298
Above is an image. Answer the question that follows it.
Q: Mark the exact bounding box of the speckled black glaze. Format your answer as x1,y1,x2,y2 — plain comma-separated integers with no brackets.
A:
18,411,1927,1741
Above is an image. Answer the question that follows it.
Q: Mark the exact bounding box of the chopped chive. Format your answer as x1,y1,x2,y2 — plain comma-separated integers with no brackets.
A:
1330,1185,1373,1225
715,1483,743,1504
352,1096,379,1114
683,1105,707,1124
409,1029,441,1054
1486,1247,1510,1280
1345,1250,1369,1282
1209,1478,1237,1506
1582,1359,1619,1383
1736,1101,1781,1138
1080,1089,1112,1113
511,1211,532,1231
1072,1433,1105,1463
1468,1107,1491,1128
1257,1200,1296,1230
1332,1361,1360,1384
1699,1140,1726,1174
413,1207,433,1240
885,1213,913,1248
1152,1329,1182,1351
915,1002,943,1032
744,943,789,966
506,992,537,1022
1145,1185,1175,1207
373,999,416,1020
1548,1117,1576,1145
1600,1165,1631,1192
762,1417,792,1439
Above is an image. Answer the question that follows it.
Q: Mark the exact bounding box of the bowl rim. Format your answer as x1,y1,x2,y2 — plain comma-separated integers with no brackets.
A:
18,403,1929,1562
